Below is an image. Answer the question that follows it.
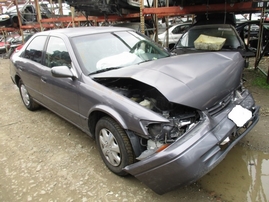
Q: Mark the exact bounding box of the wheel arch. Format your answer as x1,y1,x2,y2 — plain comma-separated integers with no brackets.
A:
11,15,19,27
87,105,128,139
14,75,21,87
88,106,145,158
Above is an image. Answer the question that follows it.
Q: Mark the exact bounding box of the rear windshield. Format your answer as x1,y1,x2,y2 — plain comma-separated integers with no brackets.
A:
177,27,242,49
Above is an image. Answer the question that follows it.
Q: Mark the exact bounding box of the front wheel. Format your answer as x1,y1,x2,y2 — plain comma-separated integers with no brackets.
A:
18,79,39,111
95,116,135,176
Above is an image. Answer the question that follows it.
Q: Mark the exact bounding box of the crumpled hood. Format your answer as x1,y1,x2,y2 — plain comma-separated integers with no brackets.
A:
93,52,244,110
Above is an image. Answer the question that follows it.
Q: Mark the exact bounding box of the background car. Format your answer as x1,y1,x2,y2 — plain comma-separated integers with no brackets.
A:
112,21,154,38
65,0,154,16
236,20,269,55
236,20,261,38
0,4,51,27
10,26,259,195
0,34,20,54
158,22,192,49
235,14,248,23
0,37,11,53
243,24,260,38
6,32,35,58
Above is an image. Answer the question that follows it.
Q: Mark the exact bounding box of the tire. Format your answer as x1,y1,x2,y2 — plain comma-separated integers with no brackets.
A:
95,116,135,176
18,79,39,111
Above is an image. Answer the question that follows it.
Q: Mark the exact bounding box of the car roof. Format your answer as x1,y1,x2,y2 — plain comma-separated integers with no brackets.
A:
6,4,27,12
35,27,134,38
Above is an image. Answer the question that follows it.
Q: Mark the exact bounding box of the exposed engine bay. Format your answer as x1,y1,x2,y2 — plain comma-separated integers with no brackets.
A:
95,77,201,159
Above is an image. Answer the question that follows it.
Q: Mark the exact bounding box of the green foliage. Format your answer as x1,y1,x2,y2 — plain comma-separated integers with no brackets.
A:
252,70,269,89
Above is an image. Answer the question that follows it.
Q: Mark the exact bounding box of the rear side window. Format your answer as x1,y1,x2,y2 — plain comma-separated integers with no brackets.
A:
23,35,46,63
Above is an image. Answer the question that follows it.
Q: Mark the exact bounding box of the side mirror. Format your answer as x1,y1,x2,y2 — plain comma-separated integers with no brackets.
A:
51,66,75,78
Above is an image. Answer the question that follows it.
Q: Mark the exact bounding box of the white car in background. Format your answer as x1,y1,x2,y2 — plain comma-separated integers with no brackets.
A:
235,14,248,22
158,22,192,49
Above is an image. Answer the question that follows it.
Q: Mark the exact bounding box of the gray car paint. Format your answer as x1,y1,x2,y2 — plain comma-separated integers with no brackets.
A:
124,98,259,194
93,51,244,110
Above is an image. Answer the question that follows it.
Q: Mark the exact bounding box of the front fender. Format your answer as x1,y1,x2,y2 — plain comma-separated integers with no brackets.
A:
88,104,128,129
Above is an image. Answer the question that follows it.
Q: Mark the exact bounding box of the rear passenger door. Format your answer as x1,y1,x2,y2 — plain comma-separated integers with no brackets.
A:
20,35,47,102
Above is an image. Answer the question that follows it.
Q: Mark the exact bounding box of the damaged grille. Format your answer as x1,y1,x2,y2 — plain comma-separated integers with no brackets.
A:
207,93,233,116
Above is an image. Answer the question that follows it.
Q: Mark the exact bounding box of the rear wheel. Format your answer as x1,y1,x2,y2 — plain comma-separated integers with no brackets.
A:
95,116,135,176
18,79,39,111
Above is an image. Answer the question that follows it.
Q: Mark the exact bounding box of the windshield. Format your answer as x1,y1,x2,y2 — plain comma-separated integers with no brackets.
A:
71,31,170,75
176,26,243,49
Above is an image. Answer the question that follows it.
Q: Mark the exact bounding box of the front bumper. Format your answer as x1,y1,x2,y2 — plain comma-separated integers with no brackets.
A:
124,92,260,195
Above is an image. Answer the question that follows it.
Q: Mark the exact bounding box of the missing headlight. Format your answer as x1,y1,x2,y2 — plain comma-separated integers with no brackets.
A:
147,111,199,143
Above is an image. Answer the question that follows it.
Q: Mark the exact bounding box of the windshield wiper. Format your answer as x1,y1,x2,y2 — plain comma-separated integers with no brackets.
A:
88,67,120,75
137,59,153,64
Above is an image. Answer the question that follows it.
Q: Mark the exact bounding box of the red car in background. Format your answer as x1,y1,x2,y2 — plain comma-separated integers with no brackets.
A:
0,35,20,53
5,33,34,58
0,40,10,53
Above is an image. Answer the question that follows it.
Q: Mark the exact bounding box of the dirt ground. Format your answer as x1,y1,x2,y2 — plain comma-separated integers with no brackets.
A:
240,58,269,153
0,57,268,202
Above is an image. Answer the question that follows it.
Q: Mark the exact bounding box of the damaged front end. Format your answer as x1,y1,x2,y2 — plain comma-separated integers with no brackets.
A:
126,85,259,195
94,77,202,159
138,102,200,160
92,51,259,194
94,74,259,195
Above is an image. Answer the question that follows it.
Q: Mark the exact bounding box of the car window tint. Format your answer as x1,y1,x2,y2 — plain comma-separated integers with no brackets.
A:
45,37,71,68
23,35,46,63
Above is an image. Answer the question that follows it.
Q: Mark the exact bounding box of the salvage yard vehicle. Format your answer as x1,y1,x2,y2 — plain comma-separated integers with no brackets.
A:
0,4,51,27
158,22,192,49
112,22,154,38
65,0,153,16
0,36,12,53
9,27,259,194
236,20,269,55
6,32,34,58
0,34,20,53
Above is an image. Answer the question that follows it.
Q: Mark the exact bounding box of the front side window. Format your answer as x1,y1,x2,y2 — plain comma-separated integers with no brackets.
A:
45,37,71,68
23,35,46,63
